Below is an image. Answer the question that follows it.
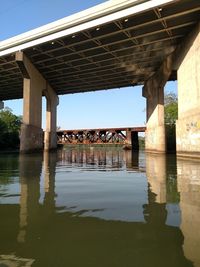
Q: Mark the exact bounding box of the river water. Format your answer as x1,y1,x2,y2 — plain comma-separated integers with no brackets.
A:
0,147,199,267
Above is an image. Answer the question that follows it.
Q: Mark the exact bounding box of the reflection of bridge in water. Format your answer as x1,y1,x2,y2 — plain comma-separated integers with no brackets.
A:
0,1,199,156
57,147,145,171
0,150,200,266
57,127,146,148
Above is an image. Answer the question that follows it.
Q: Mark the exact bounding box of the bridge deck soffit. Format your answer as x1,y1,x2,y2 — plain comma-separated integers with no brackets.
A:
0,0,199,100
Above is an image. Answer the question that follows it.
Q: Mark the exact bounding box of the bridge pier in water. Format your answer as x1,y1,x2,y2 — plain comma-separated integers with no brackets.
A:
43,85,59,152
143,56,172,153
16,52,59,153
176,22,200,158
143,22,200,157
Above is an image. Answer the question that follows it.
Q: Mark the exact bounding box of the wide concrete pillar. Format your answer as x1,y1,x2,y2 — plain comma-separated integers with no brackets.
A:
16,52,59,153
176,23,200,158
142,56,172,152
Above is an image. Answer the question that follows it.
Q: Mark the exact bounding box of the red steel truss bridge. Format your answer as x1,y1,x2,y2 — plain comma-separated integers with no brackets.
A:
57,127,146,147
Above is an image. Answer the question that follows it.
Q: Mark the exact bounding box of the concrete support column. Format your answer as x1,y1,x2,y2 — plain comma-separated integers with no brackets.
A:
17,52,43,153
143,56,172,153
175,23,200,157
44,85,59,151
143,84,165,152
16,52,58,153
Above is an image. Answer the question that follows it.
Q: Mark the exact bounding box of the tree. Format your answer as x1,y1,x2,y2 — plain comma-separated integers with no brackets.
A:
0,107,21,133
164,92,178,151
0,108,22,149
164,92,178,106
164,92,178,125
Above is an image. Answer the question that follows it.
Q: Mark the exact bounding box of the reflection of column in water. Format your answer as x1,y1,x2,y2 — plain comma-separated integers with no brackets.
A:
143,187,167,226
114,149,122,168
18,154,42,243
66,149,71,163
89,148,95,165
44,152,50,193
82,149,86,165
102,149,107,166
72,149,76,163
105,149,109,166
17,181,28,243
177,158,200,267
146,153,166,203
93,148,98,166
125,150,139,170
144,154,167,225
43,152,56,214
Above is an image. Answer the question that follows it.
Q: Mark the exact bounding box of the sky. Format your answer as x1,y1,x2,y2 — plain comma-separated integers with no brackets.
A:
1,0,177,129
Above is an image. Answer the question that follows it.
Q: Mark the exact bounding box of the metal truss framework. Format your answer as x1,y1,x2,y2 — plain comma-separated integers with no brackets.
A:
57,127,145,145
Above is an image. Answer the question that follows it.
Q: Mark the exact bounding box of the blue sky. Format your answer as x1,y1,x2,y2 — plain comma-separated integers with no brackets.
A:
1,0,177,129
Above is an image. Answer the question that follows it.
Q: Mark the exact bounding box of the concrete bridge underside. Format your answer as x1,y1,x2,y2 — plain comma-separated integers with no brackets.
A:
0,0,199,156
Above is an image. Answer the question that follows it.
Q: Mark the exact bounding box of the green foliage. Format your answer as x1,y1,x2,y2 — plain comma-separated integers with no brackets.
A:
139,136,145,149
0,107,21,132
0,118,7,134
166,156,180,203
165,102,178,125
164,92,178,125
164,92,178,152
0,108,22,149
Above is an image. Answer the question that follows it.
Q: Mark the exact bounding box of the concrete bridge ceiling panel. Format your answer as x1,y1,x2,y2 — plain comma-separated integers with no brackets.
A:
0,55,23,100
0,0,199,100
